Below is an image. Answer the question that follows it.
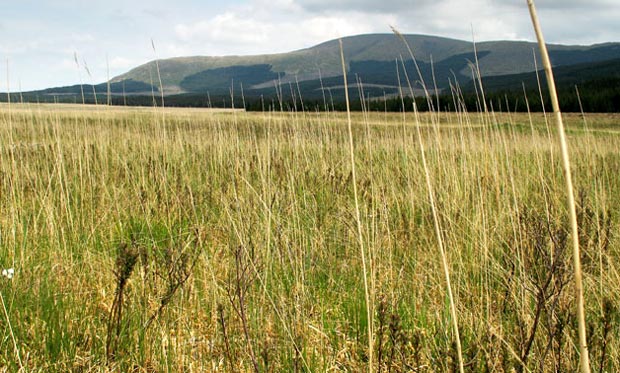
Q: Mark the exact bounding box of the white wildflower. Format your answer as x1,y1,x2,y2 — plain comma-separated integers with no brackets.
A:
2,268,14,279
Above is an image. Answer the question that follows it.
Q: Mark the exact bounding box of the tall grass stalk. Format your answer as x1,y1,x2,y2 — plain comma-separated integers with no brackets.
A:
532,49,557,181
526,1,591,371
151,39,165,110
1,291,22,370
72,52,86,105
339,39,374,372
106,55,112,106
392,28,464,373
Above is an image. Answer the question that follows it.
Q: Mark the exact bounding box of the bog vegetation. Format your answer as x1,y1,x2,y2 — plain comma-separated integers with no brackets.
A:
0,98,619,371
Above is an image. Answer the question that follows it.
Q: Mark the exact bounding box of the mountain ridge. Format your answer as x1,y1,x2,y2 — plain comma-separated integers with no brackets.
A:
15,33,620,103
110,33,620,95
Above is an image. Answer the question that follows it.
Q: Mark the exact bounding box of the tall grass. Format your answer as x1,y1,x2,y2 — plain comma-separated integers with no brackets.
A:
0,102,617,371
339,39,374,372
393,28,464,373
526,1,591,371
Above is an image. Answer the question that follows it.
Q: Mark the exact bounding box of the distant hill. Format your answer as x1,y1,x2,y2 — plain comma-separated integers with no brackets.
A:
109,34,620,95
34,79,157,96
462,57,620,92
456,58,620,113
12,33,620,107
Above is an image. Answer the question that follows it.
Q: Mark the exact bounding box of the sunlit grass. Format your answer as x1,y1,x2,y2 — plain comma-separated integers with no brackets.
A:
0,103,618,371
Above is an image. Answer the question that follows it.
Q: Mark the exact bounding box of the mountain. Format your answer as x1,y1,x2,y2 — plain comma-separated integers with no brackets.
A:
462,57,620,92
110,34,620,95
14,33,620,104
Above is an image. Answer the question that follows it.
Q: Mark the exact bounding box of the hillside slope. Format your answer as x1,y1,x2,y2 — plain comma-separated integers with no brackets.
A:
110,34,620,95
17,33,620,102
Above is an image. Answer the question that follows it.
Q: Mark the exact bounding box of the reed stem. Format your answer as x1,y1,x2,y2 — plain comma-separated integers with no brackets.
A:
526,2,591,372
339,39,374,373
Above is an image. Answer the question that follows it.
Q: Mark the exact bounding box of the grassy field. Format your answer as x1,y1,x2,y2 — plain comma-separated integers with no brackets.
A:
0,102,618,371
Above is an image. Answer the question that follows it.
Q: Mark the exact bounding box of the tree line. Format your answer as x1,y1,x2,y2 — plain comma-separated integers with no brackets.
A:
3,76,618,113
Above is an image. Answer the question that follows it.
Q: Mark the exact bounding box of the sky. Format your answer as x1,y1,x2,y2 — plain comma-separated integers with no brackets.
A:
2,0,619,91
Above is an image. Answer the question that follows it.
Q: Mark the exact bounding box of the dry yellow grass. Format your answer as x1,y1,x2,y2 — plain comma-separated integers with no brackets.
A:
0,103,618,371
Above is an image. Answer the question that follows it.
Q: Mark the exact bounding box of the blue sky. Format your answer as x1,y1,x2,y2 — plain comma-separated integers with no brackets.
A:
2,0,619,91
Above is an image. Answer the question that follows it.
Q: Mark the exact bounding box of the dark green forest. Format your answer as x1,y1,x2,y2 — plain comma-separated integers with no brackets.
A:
5,54,619,113
7,75,617,113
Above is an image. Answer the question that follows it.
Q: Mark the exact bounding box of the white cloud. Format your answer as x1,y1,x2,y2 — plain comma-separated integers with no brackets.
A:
70,33,96,43
175,12,271,45
295,0,433,13
106,57,138,70
0,42,37,55
3,0,619,91
173,4,394,56
521,0,617,9
57,58,79,71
